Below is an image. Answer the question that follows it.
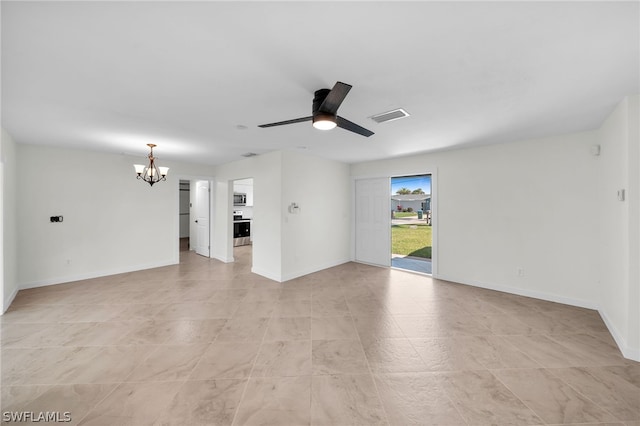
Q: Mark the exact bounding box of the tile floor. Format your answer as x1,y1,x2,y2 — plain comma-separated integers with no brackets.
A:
1,245,638,425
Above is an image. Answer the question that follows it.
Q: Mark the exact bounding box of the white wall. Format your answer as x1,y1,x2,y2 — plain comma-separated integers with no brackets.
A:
351,97,640,361
214,151,283,279
597,95,640,360
214,150,351,282
1,129,19,313
352,131,600,307
16,144,214,289
280,150,351,281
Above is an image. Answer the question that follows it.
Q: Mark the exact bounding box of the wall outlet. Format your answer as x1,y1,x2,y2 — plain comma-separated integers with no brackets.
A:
517,267,525,277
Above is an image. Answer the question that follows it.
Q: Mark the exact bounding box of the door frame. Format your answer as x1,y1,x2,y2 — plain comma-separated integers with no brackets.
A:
351,169,437,276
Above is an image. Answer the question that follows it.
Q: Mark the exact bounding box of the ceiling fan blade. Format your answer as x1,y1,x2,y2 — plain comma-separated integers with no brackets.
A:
258,116,313,128
318,82,352,115
336,116,374,137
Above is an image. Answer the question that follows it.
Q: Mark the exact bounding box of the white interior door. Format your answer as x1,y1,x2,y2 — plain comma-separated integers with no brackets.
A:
355,177,391,266
195,180,210,257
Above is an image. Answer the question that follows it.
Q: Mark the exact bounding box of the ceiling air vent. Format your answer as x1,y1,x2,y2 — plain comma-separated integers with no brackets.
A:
241,152,258,158
369,108,410,124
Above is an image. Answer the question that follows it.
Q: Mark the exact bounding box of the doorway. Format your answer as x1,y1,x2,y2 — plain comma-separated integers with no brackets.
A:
179,180,190,251
390,174,432,274
232,178,254,267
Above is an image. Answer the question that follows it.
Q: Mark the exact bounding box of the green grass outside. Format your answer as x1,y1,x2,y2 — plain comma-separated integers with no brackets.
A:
393,212,418,218
391,224,432,259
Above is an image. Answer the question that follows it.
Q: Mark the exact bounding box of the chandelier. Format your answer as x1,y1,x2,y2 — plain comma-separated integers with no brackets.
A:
134,144,169,186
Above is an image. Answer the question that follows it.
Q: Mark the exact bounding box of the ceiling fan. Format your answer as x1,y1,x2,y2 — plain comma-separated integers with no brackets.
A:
258,81,374,137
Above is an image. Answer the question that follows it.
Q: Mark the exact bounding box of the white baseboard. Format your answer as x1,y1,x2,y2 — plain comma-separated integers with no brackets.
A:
212,254,234,263
280,259,351,282
433,273,598,310
2,286,19,314
19,259,178,290
251,266,282,282
599,309,640,362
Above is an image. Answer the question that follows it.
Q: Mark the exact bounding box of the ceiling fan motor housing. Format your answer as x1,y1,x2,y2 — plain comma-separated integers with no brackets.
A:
313,89,332,115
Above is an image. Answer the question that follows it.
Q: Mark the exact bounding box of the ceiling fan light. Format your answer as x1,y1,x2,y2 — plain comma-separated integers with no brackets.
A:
313,114,337,130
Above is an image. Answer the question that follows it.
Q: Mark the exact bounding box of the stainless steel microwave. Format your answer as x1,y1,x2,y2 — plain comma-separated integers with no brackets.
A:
233,193,246,206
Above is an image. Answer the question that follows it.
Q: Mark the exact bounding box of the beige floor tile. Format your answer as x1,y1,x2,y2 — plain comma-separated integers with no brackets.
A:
546,333,629,366
550,366,640,421
189,340,261,379
242,289,282,303
502,334,593,367
106,303,169,321
311,374,387,425
1,322,87,348
312,339,369,375
3,249,638,426
472,313,538,335
311,298,350,317
62,322,136,347
232,301,277,319
374,372,466,425
393,314,492,337
279,289,312,301
252,340,312,377
155,302,237,320
233,376,311,425
78,381,181,426
3,383,117,426
153,379,245,426
68,345,155,384
264,317,311,341
361,338,428,373
271,298,311,318
125,343,209,382
347,299,391,316
215,317,269,342
311,316,358,340
410,337,486,371
160,319,228,344
493,368,618,424
271,300,312,318
1,384,51,412
515,310,581,334
441,370,543,424
466,335,540,369
2,346,103,385
352,315,406,340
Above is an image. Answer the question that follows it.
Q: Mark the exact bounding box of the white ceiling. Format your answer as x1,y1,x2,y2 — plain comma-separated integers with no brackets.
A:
2,1,638,166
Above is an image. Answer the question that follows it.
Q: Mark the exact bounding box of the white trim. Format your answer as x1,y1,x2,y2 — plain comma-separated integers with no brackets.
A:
212,254,234,263
19,259,177,290
353,260,388,269
251,266,282,282
280,259,350,282
599,309,640,362
433,273,599,310
2,286,18,314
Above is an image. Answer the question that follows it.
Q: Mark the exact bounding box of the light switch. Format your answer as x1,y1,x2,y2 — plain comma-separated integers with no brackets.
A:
617,189,625,201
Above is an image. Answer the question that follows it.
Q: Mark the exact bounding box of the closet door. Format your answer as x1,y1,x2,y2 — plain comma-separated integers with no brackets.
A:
355,177,390,267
